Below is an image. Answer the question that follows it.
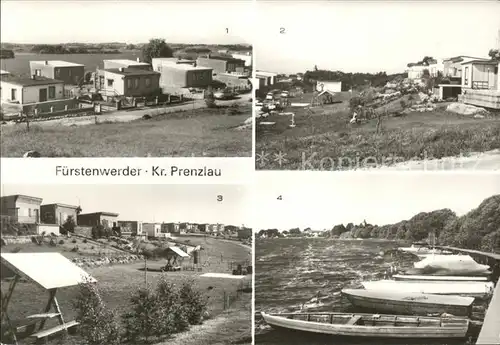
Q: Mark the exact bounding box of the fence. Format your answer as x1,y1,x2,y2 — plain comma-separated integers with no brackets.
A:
222,278,252,310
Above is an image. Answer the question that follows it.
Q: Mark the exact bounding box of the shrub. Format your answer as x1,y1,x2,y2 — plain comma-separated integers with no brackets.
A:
10,247,21,253
71,246,79,252
178,279,207,325
155,276,189,334
62,216,76,234
72,239,77,244
73,280,121,345
49,238,57,247
83,239,88,244
122,287,159,342
59,240,65,245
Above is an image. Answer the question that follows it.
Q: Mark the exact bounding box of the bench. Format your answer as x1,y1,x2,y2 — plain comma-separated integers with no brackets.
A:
29,320,79,344
346,315,362,325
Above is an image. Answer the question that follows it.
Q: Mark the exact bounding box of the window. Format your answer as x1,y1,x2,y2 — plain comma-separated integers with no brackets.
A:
11,88,17,101
49,86,55,99
29,208,32,217
134,78,139,89
127,79,132,88
107,79,114,87
68,69,72,77
464,66,469,85
145,77,151,87
36,69,42,76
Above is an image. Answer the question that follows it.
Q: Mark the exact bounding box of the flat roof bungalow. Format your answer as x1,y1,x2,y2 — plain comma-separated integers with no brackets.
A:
0,75,64,105
96,67,161,97
256,70,278,87
197,55,246,74
30,60,85,85
103,59,151,70
77,212,119,228
152,58,213,89
40,203,80,226
460,60,500,109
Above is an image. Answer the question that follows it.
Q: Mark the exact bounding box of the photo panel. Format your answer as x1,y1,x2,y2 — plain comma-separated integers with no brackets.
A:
254,0,500,171
0,183,253,345
254,172,500,345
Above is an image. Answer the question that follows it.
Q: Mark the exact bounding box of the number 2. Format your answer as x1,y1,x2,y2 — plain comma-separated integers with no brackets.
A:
280,27,285,34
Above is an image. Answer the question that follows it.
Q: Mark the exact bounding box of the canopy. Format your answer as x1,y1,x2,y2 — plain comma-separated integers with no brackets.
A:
168,246,189,258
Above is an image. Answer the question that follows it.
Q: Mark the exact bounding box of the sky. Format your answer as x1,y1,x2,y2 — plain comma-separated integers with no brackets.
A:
254,173,500,231
256,0,500,74
0,184,252,227
0,1,252,44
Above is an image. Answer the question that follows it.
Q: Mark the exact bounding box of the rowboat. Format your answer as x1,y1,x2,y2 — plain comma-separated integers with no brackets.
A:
260,312,470,338
341,289,474,316
362,280,494,298
392,274,488,282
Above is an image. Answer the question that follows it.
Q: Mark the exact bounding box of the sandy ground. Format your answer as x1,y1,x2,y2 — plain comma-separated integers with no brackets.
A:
28,94,251,127
363,149,500,171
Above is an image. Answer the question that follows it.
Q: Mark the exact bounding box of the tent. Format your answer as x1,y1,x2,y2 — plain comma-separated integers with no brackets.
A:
1,253,96,344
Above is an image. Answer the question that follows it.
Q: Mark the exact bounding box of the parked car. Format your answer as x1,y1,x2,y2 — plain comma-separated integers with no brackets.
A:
214,89,234,100
281,91,290,98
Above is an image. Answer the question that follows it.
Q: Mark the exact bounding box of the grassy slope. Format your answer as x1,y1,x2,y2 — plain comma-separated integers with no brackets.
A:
256,97,500,170
1,236,251,345
1,107,252,157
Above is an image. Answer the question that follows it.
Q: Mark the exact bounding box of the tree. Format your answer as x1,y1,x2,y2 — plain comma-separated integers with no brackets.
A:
61,215,76,235
488,49,500,60
289,228,301,236
204,85,216,108
142,38,173,64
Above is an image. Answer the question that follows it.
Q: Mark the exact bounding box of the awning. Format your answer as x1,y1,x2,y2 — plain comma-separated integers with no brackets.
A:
168,246,189,258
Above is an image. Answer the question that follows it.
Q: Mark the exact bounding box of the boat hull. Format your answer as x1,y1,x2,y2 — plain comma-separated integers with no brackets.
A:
342,289,473,316
392,274,488,282
261,312,469,339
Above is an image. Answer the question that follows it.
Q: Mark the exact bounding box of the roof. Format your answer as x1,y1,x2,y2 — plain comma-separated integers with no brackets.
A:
1,75,64,87
41,203,79,209
30,60,84,67
1,253,96,290
0,69,10,75
103,59,150,66
199,56,244,63
168,246,190,257
78,211,119,217
155,60,213,71
103,68,160,76
443,56,489,62
256,70,278,77
0,194,43,202
461,60,499,65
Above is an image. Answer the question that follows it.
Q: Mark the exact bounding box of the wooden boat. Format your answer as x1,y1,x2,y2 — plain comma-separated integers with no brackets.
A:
392,274,488,282
341,289,474,316
362,280,494,298
414,255,491,276
260,311,470,338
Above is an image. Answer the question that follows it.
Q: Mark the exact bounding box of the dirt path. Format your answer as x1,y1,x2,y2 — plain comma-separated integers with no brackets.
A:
157,294,251,345
363,149,500,171
33,94,251,127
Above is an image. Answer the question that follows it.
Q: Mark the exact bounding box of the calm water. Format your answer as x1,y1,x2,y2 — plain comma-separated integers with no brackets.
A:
1,52,142,76
255,238,480,345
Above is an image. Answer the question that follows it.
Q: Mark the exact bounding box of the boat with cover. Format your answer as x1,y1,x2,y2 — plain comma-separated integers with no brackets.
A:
260,311,470,338
341,288,474,316
361,280,494,298
413,255,491,276
392,274,488,282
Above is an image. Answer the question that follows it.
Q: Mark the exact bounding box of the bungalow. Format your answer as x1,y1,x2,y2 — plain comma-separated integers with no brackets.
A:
102,59,151,70
256,71,278,87
30,60,85,85
0,75,64,104
143,222,167,238
161,222,181,235
152,58,213,89
40,203,80,226
197,55,246,74
406,59,443,80
443,56,489,80
231,52,252,67
0,194,43,224
460,60,500,109
117,220,144,237
95,68,161,97
77,212,119,228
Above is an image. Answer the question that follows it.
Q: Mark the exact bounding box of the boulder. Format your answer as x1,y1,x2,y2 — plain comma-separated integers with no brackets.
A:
446,103,490,116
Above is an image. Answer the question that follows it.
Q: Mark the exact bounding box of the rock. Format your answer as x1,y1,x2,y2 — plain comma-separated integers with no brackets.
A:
446,103,490,116
23,150,41,158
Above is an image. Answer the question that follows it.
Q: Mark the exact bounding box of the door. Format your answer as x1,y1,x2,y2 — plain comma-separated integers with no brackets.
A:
39,88,47,102
488,68,496,90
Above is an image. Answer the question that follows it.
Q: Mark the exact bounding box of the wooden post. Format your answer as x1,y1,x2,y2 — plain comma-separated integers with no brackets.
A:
144,257,148,288
38,289,57,331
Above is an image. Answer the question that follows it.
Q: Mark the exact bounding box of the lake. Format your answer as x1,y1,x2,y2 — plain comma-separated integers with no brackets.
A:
255,238,484,345
0,52,143,76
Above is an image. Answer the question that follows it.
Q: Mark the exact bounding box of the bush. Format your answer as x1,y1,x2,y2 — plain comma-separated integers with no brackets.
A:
122,287,159,342
83,239,88,244
49,238,57,247
72,239,77,244
71,246,79,252
178,279,207,325
73,280,121,345
59,240,65,245
155,276,189,335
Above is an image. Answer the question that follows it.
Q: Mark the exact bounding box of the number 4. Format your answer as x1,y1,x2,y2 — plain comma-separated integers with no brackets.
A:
277,195,282,200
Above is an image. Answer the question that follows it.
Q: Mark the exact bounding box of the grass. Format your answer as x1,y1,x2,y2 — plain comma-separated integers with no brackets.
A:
1,105,252,157
0,236,251,345
256,94,500,170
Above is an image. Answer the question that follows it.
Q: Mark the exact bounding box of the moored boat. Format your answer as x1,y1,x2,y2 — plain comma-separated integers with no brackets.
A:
341,288,474,316
413,255,491,276
361,280,494,298
392,274,488,282
260,311,470,339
